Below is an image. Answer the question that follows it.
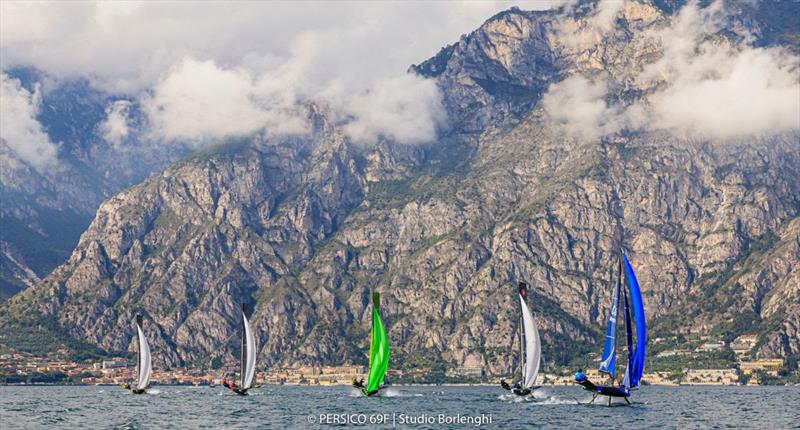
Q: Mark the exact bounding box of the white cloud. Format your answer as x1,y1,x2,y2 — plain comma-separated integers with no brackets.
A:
100,100,132,146
0,1,565,146
636,1,800,139
542,75,620,141
342,74,446,145
143,58,308,143
546,0,800,141
646,45,800,139
0,73,59,169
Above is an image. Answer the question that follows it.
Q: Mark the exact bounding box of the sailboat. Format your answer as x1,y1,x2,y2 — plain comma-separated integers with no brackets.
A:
499,282,541,396
125,315,152,394
575,250,646,406
353,292,389,396
224,305,257,396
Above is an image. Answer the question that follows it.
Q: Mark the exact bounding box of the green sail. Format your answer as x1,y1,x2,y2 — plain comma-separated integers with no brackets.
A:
363,292,389,396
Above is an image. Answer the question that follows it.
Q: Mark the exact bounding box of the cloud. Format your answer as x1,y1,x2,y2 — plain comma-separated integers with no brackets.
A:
542,75,620,140
99,100,132,146
0,1,565,146
0,73,59,169
636,1,800,139
342,74,446,145
646,45,800,139
143,58,308,143
546,0,800,142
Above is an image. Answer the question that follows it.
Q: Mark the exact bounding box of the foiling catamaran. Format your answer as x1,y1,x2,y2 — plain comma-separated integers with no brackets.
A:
353,292,389,396
223,305,257,396
123,315,152,394
500,282,542,396
575,250,646,406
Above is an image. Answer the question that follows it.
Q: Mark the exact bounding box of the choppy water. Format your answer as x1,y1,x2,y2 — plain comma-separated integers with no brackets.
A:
0,385,798,429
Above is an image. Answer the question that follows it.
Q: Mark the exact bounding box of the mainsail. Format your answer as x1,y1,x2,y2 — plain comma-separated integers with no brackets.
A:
518,283,541,389
598,261,621,377
240,305,257,390
135,315,152,391
623,254,646,388
364,292,389,395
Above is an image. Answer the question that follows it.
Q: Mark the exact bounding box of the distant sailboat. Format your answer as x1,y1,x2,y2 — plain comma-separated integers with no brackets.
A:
353,292,389,396
575,251,646,406
223,305,257,396
500,282,541,396
125,315,151,394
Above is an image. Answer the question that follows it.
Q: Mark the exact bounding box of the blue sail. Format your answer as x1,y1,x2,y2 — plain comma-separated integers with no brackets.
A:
621,288,633,388
598,270,620,376
623,254,646,388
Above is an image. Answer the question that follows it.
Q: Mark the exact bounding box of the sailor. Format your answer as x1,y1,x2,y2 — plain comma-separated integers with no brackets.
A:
121,382,131,390
222,376,239,391
352,378,365,389
499,378,511,390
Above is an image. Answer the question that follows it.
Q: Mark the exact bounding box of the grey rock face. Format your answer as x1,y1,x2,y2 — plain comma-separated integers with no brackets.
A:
2,2,799,371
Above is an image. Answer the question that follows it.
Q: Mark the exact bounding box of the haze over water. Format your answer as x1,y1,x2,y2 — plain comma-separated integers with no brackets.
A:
1,385,797,429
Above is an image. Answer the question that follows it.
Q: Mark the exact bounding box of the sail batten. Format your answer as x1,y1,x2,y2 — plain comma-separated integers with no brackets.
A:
135,315,152,391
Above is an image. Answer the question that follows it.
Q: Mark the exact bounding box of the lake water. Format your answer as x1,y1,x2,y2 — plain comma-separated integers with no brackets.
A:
0,385,798,429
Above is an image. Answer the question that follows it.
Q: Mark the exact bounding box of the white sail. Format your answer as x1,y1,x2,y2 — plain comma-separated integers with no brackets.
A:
519,294,541,389
135,319,152,390
240,309,257,390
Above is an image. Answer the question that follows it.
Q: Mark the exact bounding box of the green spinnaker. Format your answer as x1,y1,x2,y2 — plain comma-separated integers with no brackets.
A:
363,292,389,396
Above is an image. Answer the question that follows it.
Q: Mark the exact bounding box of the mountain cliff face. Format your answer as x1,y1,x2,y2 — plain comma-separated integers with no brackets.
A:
2,1,798,372
0,73,188,299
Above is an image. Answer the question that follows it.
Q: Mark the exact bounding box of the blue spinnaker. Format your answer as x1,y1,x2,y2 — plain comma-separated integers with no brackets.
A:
598,270,620,377
623,254,646,388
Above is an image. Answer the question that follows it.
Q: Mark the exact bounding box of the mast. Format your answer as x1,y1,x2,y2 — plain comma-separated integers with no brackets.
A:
136,315,142,387
240,304,246,388
519,317,525,382
518,282,526,383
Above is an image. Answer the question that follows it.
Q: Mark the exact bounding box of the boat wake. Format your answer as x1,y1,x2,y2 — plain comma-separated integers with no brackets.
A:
498,388,582,405
380,388,423,397
147,389,162,395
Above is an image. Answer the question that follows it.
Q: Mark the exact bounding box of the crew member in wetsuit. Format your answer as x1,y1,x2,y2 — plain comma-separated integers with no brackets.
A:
499,378,511,390
352,378,365,389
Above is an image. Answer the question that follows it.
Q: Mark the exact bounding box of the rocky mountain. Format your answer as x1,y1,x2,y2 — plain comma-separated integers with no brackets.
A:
1,0,798,374
0,71,188,299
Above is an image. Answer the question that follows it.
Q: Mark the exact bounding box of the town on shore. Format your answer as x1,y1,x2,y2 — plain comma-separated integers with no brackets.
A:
2,332,796,387
0,357,789,388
